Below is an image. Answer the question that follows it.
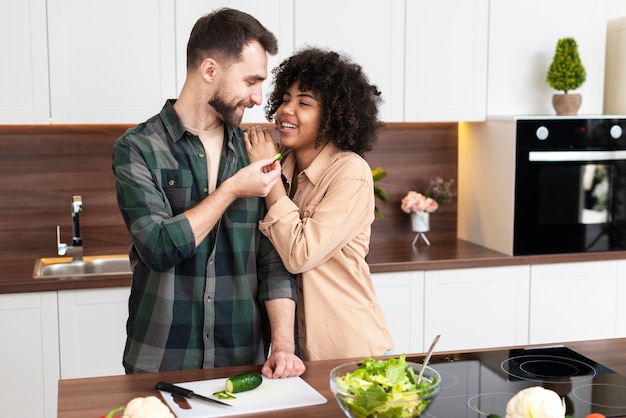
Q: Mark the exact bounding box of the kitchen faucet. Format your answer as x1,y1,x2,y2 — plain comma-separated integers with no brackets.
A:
57,195,83,262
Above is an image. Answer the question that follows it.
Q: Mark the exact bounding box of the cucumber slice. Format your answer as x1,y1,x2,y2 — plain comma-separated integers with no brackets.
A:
225,372,263,393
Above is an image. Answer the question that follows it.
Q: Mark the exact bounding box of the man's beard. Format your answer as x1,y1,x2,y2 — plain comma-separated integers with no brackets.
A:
209,92,249,127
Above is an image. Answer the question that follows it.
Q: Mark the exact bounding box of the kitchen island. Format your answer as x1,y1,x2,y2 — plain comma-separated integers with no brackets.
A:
58,337,626,418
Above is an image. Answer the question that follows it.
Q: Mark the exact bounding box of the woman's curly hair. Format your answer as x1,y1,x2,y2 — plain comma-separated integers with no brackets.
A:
265,47,384,156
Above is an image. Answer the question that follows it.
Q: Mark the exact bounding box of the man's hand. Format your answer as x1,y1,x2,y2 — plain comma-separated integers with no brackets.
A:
227,157,282,198
261,298,304,378
261,350,306,378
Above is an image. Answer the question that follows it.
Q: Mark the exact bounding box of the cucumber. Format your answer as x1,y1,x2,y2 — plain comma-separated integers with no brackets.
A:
225,371,263,393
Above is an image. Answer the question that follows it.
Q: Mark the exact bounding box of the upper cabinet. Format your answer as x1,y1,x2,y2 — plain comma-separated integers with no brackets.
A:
46,0,177,124
0,0,50,124
1,0,610,124
293,0,488,122
487,0,607,116
405,0,489,122
293,0,405,122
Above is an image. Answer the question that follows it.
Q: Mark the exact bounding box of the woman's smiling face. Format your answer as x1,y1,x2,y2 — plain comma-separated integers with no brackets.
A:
275,82,323,152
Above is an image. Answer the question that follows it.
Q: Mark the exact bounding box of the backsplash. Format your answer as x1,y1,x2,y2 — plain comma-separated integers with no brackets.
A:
0,123,457,258
366,123,458,248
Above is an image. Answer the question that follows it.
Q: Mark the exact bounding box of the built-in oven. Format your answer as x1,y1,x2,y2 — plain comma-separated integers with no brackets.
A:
513,118,626,255
458,116,626,256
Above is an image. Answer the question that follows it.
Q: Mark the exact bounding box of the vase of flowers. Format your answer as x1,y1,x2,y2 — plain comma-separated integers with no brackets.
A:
411,211,430,233
401,178,456,247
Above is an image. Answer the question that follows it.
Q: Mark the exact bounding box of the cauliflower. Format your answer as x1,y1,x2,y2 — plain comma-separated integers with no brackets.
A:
122,396,175,418
505,386,566,418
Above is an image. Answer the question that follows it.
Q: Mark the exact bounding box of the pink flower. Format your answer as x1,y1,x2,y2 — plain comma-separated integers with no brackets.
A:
401,191,439,214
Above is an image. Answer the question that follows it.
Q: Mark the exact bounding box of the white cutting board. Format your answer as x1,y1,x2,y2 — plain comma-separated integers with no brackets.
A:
158,376,328,417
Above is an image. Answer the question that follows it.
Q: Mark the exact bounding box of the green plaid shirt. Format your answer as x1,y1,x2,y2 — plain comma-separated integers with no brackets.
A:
113,100,295,373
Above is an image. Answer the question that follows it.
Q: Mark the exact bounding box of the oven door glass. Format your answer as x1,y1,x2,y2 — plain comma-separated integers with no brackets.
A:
514,157,626,255
535,163,611,226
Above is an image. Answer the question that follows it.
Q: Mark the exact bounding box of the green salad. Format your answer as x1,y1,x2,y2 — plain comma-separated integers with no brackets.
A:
333,354,439,418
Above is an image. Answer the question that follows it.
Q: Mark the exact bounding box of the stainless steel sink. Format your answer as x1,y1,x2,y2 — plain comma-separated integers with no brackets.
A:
33,254,132,279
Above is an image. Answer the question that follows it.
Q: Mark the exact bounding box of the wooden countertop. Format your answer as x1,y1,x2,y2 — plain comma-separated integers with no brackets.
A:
367,236,626,272
58,337,626,418
3,237,626,294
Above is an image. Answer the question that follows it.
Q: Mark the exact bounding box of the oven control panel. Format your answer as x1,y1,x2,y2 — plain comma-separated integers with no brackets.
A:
517,118,626,149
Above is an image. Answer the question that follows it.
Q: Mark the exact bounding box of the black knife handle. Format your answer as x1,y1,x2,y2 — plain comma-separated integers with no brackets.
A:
155,381,194,398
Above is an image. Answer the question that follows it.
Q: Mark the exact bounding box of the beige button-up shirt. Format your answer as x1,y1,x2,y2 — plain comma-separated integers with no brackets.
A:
259,142,394,361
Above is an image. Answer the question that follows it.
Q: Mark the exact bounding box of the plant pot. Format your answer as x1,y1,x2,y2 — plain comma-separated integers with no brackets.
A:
411,212,430,233
552,93,582,116
411,212,431,247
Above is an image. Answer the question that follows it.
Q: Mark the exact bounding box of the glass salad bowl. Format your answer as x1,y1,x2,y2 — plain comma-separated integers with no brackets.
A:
329,356,440,418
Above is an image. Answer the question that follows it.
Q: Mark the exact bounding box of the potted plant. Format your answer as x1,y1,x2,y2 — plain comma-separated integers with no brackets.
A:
546,37,586,116
400,177,456,246
372,167,390,219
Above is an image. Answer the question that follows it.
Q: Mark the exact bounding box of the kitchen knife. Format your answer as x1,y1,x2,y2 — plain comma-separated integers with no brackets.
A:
155,381,233,407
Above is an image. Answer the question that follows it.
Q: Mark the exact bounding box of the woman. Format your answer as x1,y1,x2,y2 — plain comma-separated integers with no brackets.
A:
244,47,393,361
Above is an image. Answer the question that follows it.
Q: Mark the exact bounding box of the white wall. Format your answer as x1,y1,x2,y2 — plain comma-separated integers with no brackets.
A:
607,0,626,19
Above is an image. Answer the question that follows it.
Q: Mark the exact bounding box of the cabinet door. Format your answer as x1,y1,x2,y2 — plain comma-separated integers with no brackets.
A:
372,271,424,354
0,0,50,123
47,0,176,123
0,292,59,418
424,265,530,351
405,0,488,122
58,287,129,378
175,0,294,124
529,260,626,345
294,0,405,121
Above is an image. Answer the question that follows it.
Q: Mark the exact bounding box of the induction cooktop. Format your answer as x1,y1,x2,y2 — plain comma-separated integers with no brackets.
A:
408,346,626,417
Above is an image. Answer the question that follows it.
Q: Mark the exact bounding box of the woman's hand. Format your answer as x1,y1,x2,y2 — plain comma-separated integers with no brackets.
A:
244,126,279,163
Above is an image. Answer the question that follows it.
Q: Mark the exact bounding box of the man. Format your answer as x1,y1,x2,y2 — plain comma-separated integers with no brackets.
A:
112,8,304,378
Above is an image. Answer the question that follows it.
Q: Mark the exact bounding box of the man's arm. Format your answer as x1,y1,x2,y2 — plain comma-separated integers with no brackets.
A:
262,298,306,378
185,158,282,246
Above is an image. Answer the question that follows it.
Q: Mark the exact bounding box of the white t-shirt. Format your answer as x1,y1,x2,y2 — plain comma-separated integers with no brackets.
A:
188,125,224,194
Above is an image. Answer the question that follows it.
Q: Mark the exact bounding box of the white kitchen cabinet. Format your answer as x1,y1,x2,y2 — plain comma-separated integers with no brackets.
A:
175,0,294,124
46,0,177,124
293,0,405,122
487,0,607,116
3,1,612,124
0,292,59,418
404,0,489,122
372,271,425,354
58,287,130,378
294,0,488,122
0,0,50,123
529,260,626,345
424,265,530,352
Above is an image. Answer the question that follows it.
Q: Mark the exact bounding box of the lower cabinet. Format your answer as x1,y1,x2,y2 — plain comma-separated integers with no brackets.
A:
372,271,425,354
373,265,531,353
424,265,531,352
529,260,626,345
5,259,625,417
58,287,130,378
374,260,626,356
0,292,59,418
